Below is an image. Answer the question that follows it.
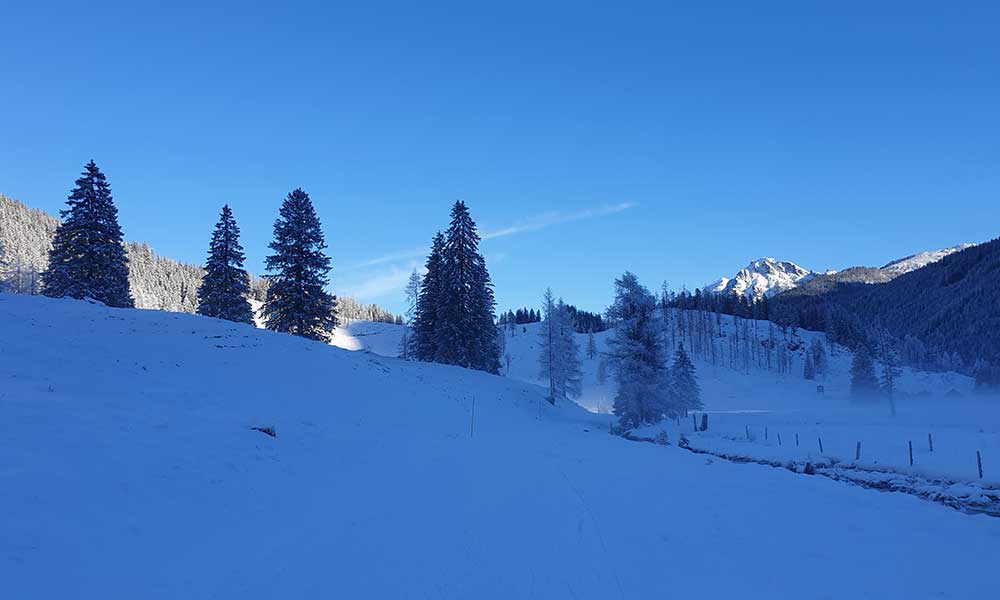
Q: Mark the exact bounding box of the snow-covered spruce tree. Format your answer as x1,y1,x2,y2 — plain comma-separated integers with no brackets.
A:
849,346,879,398
606,272,670,428
433,201,500,373
669,343,702,415
538,288,583,404
879,337,902,415
587,332,596,360
261,188,337,341
810,338,828,375
409,232,445,361
196,204,254,324
42,160,133,307
803,352,816,380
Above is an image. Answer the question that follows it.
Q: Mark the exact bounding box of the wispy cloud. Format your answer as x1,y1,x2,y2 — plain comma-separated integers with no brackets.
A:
338,202,635,303
343,201,636,286
346,245,429,270
481,202,636,240
339,264,419,301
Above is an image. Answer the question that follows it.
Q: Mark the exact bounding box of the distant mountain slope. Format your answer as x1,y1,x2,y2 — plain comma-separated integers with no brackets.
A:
708,257,813,299
0,193,396,321
772,238,1000,374
880,244,974,278
711,245,974,301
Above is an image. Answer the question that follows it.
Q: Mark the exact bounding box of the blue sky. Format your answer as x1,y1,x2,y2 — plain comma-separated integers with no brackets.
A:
2,2,998,314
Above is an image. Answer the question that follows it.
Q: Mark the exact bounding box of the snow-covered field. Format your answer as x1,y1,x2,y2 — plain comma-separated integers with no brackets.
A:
3,294,1000,598
333,314,999,488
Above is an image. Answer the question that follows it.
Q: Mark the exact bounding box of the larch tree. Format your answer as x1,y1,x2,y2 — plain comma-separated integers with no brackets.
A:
606,272,670,429
261,188,337,341
538,288,583,404
669,343,702,415
197,204,254,324
42,160,133,307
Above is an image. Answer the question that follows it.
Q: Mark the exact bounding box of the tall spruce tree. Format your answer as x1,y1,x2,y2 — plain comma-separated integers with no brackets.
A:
409,232,445,361
434,201,500,373
803,352,817,380
850,346,879,397
669,343,702,415
261,188,337,341
42,160,133,307
197,204,254,324
607,272,670,428
538,289,583,404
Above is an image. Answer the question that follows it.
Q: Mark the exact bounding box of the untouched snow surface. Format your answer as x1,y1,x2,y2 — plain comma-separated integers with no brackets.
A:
336,316,996,487
3,294,1000,598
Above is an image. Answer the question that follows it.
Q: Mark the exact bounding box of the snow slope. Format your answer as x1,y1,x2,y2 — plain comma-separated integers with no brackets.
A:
880,243,975,278
333,314,996,486
3,294,1000,598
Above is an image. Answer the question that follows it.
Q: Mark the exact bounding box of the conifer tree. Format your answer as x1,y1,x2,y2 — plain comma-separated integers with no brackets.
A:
399,269,423,359
409,232,445,361
879,335,902,415
538,289,583,404
197,204,254,324
42,160,133,307
803,352,816,380
669,343,702,415
607,272,670,428
261,188,337,341
434,201,500,373
850,346,879,397
810,338,828,374
587,332,597,360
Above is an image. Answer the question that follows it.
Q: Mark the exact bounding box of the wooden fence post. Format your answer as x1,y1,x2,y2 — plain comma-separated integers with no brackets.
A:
692,414,697,432
855,442,861,461
818,437,824,453
700,413,708,432
795,433,799,447
928,433,934,452
909,441,913,466
977,451,984,479
777,432,782,446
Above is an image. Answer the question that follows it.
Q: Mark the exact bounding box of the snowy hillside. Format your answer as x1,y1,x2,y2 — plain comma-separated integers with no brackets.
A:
332,313,997,487
880,243,975,278
3,293,1000,598
708,257,814,298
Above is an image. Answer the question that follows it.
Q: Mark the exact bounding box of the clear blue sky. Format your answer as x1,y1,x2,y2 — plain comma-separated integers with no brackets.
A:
2,1,998,314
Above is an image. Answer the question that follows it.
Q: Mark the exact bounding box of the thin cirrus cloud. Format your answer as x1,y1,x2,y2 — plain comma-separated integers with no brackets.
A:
345,201,636,272
340,202,636,301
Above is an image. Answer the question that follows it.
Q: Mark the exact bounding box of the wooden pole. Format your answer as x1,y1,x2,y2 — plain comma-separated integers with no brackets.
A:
692,414,697,432
777,432,782,446
977,451,983,479
909,440,913,466
746,425,750,440
818,437,824,453
928,433,934,452
765,426,768,441
795,433,799,447
855,442,861,461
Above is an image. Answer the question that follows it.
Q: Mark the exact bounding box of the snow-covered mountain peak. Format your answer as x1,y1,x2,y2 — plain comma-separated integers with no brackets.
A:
708,257,812,299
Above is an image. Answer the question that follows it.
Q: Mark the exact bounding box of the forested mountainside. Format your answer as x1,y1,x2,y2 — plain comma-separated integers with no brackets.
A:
0,194,397,322
771,238,1000,379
